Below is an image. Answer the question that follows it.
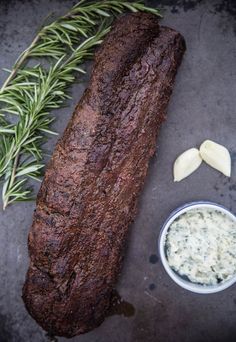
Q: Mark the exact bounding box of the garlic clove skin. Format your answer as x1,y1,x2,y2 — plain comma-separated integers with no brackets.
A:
200,140,231,177
174,148,202,182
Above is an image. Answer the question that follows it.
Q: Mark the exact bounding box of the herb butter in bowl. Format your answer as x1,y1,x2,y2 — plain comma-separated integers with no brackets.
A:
159,202,236,294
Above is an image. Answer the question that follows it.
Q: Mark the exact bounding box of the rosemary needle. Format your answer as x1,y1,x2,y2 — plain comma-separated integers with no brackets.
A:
0,1,161,209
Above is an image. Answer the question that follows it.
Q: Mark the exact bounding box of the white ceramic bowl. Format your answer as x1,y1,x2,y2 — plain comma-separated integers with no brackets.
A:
158,201,236,294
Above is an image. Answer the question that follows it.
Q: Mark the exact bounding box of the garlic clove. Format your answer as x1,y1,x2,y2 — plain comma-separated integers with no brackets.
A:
200,140,231,177
173,148,202,182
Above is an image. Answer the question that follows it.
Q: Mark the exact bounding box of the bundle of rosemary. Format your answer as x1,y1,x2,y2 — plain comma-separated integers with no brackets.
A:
0,0,161,210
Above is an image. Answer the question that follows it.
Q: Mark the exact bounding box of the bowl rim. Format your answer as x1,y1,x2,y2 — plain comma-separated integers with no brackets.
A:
158,201,236,294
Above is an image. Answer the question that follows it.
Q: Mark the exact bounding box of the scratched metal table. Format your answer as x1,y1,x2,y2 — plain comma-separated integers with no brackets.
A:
0,1,235,341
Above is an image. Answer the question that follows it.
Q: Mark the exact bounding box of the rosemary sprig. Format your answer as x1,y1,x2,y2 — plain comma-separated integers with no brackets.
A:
0,1,161,209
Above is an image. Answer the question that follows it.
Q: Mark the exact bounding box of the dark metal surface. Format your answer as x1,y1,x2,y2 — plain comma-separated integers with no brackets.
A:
0,1,235,341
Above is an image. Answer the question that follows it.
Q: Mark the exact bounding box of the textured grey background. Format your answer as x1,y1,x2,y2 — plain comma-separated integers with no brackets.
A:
0,0,236,341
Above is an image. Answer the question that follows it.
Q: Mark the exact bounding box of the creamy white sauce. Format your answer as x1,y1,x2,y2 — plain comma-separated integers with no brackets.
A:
166,208,236,285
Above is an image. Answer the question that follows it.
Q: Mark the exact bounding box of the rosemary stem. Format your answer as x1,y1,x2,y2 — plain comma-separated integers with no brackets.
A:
0,33,42,93
3,152,20,210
